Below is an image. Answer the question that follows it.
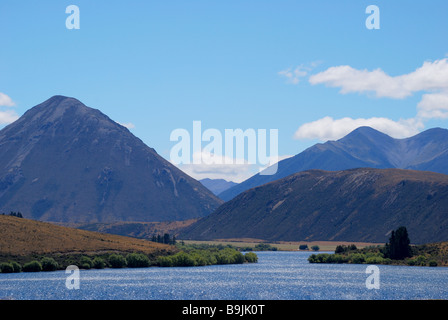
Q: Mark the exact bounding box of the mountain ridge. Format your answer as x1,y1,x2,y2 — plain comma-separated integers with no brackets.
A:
219,126,448,201
181,167,448,244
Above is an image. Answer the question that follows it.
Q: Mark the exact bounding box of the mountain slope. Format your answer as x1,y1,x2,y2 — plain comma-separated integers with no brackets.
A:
199,178,238,196
0,215,171,256
180,168,448,244
0,96,222,223
219,127,448,201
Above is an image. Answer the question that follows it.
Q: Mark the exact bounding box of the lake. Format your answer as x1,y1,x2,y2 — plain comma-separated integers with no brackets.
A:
1,251,447,300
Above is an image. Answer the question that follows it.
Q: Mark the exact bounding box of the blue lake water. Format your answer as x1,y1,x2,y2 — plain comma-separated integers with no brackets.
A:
1,251,447,300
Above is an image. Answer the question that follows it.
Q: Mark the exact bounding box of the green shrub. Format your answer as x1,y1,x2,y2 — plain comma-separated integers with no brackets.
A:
428,260,438,267
157,256,174,267
126,253,150,268
80,256,93,269
244,252,258,263
10,261,22,273
41,257,59,271
409,255,427,266
311,245,320,251
108,254,127,268
349,253,366,264
92,257,106,269
327,254,347,264
366,256,386,264
173,252,196,267
23,261,42,272
0,262,14,273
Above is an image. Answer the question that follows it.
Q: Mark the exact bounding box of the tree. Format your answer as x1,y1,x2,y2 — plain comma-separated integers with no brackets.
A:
387,226,411,260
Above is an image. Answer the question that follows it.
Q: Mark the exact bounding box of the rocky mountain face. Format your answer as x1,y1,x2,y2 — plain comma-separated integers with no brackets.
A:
0,96,222,223
219,127,448,201
181,168,448,244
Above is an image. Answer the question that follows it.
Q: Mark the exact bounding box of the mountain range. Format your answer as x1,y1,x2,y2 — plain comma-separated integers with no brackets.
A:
199,178,237,196
0,96,222,223
219,126,448,201
180,168,448,244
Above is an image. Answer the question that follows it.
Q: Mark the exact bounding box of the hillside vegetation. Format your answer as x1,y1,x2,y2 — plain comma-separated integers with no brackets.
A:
0,215,257,271
0,215,173,266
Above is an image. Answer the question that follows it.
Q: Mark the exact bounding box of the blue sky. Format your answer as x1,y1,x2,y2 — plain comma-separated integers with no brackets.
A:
1,1,448,182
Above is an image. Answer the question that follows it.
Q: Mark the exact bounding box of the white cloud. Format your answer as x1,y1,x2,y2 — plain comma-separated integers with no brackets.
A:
0,93,15,107
173,151,292,183
292,58,448,142
294,116,423,141
309,58,448,99
118,122,135,129
417,92,448,119
0,110,20,125
174,151,254,183
278,62,322,85
278,66,308,84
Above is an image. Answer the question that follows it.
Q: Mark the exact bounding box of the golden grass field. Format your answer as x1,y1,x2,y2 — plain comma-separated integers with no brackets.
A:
0,215,173,256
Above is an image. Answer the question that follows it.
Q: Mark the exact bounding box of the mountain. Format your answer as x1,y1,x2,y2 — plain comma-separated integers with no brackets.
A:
218,127,448,201
199,178,238,196
0,96,222,223
180,168,448,244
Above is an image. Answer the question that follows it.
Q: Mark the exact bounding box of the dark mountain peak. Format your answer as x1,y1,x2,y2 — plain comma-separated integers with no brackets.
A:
340,126,393,143
0,96,222,223
24,95,88,117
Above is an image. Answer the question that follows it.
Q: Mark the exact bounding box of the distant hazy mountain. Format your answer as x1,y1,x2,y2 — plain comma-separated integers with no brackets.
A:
0,96,222,223
219,126,448,201
181,168,448,244
199,178,238,197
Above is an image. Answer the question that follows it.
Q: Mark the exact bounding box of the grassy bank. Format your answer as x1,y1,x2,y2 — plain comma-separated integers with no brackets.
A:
308,242,448,267
0,215,258,273
0,245,258,273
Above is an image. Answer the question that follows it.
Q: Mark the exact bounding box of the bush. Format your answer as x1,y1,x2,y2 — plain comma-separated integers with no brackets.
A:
108,254,127,268
349,253,366,264
365,256,386,264
173,252,196,267
23,261,42,272
428,260,438,267
244,252,258,263
92,257,106,269
311,245,320,251
41,257,59,271
80,256,93,269
157,256,174,267
335,244,357,254
10,261,22,273
299,244,309,250
0,262,14,273
126,253,150,268
254,243,277,251
327,254,347,264
408,255,427,266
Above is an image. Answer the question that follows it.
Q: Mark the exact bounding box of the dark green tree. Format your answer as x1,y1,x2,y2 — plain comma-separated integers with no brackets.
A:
387,226,411,260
